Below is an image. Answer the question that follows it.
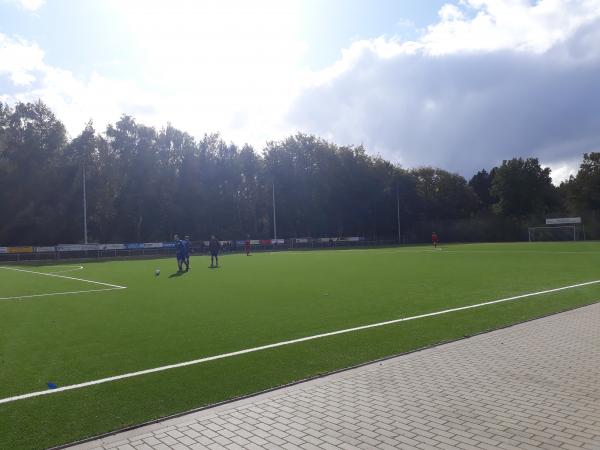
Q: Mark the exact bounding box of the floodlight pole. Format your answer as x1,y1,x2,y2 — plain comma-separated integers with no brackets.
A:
396,184,401,244
83,164,88,244
272,182,277,241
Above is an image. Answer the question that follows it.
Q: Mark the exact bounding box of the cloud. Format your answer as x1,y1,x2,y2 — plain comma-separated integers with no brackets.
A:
6,0,45,11
20,0,44,10
548,158,580,185
1,1,307,145
287,0,600,179
2,0,599,184
0,33,162,136
0,34,44,85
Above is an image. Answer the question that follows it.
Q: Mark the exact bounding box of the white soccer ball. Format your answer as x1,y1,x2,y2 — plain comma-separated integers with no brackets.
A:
155,268,160,276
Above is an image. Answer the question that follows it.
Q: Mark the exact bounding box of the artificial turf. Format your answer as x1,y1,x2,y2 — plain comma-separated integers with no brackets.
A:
1,242,599,449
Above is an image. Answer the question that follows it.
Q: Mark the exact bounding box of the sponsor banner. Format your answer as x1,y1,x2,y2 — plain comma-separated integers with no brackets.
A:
142,242,163,249
162,242,176,248
250,240,260,245
98,243,126,250
295,238,309,243
320,237,338,242
344,236,361,242
8,246,33,254
546,217,581,225
57,244,99,252
201,241,231,246
125,243,143,249
273,239,284,244
57,245,82,252
259,239,272,245
236,240,246,246
0,247,8,254
34,246,56,252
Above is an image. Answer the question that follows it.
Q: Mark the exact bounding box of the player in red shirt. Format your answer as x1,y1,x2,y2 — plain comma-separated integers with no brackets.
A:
431,232,439,248
245,235,251,256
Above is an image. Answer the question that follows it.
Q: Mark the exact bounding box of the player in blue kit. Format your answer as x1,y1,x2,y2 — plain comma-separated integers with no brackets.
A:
183,235,191,272
209,235,220,268
174,234,185,272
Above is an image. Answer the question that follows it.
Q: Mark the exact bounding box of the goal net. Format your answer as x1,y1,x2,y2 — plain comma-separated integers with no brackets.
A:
528,225,577,242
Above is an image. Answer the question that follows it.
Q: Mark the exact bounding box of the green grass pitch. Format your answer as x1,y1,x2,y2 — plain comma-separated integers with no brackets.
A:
1,242,600,449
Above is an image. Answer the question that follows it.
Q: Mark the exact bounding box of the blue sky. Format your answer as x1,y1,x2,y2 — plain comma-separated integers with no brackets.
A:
0,0,448,74
1,0,600,181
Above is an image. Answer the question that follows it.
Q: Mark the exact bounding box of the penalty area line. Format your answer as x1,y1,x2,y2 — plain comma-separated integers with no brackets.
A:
1,278,599,405
45,265,85,274
0,287,125,302
0,266,126,289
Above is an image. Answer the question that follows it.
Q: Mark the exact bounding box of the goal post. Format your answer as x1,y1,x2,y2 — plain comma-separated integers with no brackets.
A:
528,225,577,242
528,217,584,242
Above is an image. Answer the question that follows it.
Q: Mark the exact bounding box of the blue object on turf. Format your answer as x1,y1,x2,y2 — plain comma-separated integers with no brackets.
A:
47,382,57,389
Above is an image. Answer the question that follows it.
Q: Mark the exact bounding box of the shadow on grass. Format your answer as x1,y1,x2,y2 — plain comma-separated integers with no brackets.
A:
168,271,186,278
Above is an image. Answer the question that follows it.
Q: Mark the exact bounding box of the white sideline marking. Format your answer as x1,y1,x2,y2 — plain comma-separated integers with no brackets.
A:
0,266,126,302
0,278,599,405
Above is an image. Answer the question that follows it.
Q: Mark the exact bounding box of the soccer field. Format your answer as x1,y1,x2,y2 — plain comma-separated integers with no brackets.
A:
1,242,600,449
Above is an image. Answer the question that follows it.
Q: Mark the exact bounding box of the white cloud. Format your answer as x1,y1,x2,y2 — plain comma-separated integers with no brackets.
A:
0,1,308,144
421,0,600,55
546,159,580,185
104,0,308,144
0,32,160,135
20,0,44,10
6,0,45,11
0,34,45,85
2,0,600,182
288,0,600,178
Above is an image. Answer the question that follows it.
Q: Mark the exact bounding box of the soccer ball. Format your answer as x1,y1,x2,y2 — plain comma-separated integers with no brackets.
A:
155,268,160,276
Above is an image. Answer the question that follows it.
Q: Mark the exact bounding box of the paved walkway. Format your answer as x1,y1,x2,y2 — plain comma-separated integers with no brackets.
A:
72,304,600,450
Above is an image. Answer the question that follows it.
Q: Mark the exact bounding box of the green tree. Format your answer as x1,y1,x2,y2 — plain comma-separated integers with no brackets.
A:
562,153,600,212
490,158,558,216
0,101,67,245
469,168,496,209
412,167,478,220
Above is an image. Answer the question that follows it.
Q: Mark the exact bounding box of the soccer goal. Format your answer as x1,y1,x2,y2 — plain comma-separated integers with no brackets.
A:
528,225,577,242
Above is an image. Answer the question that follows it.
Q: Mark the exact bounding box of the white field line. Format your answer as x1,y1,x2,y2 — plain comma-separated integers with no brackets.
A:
421,249,600,255
0,266,126,289
46,265,84,274
383,248,600,255
0,266,126,302
1,279,599,405
0,288,123,302
273,248,600,256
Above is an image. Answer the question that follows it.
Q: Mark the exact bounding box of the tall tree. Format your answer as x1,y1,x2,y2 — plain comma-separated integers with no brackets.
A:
562,153,600,212
3,100,600,245
490,158,558,217
469,169,495,210
412,167,478,220
0,101,67,245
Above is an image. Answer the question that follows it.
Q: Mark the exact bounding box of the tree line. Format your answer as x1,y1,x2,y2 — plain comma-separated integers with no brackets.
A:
0,100,598,246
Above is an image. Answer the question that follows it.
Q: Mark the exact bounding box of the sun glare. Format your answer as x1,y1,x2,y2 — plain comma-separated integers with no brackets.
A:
107,0,306,142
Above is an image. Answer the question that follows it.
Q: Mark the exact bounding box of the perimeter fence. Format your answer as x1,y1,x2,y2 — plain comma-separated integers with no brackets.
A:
0,237,399,263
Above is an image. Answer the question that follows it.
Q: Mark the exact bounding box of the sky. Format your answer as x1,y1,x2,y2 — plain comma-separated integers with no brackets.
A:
1,0,599,183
